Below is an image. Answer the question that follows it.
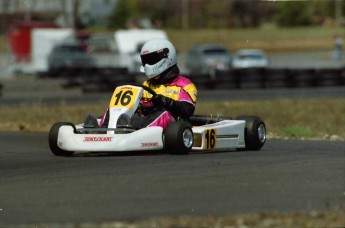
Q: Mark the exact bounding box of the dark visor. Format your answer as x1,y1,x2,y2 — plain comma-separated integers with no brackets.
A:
141,48,169,65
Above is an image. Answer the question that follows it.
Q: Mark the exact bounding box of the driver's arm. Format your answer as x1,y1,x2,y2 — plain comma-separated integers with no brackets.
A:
151,95,195,118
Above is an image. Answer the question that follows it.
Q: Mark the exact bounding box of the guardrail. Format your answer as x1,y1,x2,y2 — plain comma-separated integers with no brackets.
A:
41,67,133,92
42,66,345,92
190,68,345,89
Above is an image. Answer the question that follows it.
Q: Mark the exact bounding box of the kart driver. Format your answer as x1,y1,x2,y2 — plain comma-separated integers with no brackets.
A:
95,38,197,130
132,38,198,130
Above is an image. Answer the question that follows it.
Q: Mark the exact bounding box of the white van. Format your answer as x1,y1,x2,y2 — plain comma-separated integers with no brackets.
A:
87,29,168,74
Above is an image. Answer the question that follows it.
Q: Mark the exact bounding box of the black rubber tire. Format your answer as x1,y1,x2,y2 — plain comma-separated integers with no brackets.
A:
165,121,194,155
48,122,76,156
236,116,266,151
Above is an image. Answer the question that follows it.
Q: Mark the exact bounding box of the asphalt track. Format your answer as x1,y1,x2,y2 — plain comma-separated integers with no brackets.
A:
0,131,344,225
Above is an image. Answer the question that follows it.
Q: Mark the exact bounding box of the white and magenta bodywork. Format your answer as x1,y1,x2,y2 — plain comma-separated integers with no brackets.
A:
50,85,262,155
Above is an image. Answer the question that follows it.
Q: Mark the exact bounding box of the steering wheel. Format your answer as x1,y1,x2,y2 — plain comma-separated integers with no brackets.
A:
128,83,158,114
132,83,157,97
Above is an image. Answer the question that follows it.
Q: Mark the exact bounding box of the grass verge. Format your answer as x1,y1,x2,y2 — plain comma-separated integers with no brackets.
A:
86,26,343,53
196,98,345,140
1,26,343,53
167,26,343,52
1,98,344,140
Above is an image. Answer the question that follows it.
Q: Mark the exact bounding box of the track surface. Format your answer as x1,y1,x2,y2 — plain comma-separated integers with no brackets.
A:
0,132,344,225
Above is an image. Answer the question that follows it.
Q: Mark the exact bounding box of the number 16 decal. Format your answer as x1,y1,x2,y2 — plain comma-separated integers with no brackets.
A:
114,90,133,106
205,129,217,150
109,87,140,109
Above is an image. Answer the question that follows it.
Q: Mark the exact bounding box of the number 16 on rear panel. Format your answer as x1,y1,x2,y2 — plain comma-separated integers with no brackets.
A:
205,129,217,150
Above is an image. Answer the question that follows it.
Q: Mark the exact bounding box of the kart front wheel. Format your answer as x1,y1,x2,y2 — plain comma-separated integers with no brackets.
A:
49,122,75,156
236,116,266,151
165,121,194,155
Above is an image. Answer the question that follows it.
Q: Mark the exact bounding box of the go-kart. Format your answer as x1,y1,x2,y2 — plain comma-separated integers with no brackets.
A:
49,84,266,156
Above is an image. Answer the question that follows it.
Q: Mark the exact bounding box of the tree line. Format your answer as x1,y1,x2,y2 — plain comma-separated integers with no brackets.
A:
108,0,343,29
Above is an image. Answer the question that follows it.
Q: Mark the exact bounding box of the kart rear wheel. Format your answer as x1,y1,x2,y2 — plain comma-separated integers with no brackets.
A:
49,122,75,156
165,121,194,155
236,116,266,151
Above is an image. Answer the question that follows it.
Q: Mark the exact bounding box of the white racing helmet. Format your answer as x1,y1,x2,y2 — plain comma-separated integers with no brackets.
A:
140,38,177,79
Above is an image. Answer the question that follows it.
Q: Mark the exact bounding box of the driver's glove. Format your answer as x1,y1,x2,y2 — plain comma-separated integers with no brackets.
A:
151,94,175,110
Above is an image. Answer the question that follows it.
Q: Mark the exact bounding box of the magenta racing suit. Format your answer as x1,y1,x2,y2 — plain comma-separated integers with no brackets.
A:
100,66,197,131
140,74,197,130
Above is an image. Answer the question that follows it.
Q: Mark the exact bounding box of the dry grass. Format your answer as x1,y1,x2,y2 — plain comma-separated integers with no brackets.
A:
99,211,345,228
0,103,105,132
1,98,344,140
196,98,345,139
167,26,343,52
1,26,343,53
18,211,345,227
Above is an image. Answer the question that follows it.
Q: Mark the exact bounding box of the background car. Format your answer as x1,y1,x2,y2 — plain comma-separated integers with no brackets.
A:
47,43,95,72
232,49,269,69
185,44,232,75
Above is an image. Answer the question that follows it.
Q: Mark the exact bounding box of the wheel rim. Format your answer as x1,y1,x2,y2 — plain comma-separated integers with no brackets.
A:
183,129,193,148
258,123,266,143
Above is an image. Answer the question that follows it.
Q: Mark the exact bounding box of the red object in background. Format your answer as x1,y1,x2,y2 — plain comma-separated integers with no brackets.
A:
7,21,58,63
75,30,91,52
